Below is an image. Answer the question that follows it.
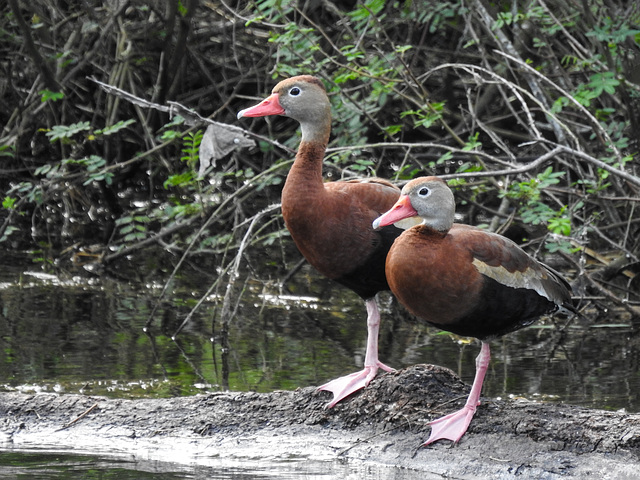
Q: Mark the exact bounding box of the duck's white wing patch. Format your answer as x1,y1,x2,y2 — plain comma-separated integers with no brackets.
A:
472,258,555,302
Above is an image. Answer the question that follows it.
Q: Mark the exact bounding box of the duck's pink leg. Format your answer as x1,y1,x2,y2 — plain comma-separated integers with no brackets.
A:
317,298,395,408
423,342,491,445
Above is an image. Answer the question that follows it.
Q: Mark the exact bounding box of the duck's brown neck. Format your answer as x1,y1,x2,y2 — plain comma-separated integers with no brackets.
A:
286,141,326,189
282,114,331,205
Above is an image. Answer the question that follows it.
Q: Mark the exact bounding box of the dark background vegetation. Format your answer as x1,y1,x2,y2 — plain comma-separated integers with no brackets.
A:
1,0,640,330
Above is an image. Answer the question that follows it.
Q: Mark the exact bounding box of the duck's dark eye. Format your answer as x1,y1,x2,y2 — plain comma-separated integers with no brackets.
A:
418,187,430,197
289,87,301,96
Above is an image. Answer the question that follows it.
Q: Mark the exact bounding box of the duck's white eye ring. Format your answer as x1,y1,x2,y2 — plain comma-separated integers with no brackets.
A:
289,87,301,96
418,187,430,197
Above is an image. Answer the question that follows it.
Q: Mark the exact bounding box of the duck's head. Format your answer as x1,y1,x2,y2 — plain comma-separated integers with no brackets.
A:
237,75,331,143
373,177,455,232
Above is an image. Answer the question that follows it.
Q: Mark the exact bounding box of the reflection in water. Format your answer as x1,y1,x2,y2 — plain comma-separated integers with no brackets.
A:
0,252,639,412
0,449,437,480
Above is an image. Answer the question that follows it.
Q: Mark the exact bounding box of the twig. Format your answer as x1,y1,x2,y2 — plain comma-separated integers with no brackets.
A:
88,76,296,156
438,146,564,181
494,50,624,162
472,0,567,144
333,141,640,188
142,163,289,331
336,423,406,456
7,0,60,91
424,62,581,147
553,146,640,189
103,216,197,264
61,1,130,85
171,203,282,338
56,403,99,431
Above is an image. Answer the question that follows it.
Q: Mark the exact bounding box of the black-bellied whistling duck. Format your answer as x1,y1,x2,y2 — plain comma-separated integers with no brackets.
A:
237,75,407,407
373,176,573,445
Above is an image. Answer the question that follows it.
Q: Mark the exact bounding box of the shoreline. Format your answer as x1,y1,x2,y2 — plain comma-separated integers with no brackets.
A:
1,364,639,478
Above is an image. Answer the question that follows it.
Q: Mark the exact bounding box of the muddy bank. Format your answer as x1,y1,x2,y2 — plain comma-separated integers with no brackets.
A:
1,364,639,478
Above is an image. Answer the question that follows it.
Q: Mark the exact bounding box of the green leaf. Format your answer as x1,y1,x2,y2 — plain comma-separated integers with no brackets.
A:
349,0,385,20
94,119,136,136
162,115,186,130
2,196,16,209
587,71,619,96
436,150,453,164
177,0,187,16
548,216,571,236
544,239,575,254
46,122,91,142
164,172,194,188
39,90,64,102
455,162,483,174
334,71,360,83
462,132,481,151
384,124,402,136
0,145,15,158
0,225,18,243
395,45,412,54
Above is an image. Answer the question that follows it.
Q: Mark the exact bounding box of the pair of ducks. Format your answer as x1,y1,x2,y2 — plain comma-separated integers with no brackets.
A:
237,75,573,446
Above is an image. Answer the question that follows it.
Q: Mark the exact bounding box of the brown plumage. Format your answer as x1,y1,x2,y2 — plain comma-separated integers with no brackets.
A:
238,75,403,406
374,176,573,445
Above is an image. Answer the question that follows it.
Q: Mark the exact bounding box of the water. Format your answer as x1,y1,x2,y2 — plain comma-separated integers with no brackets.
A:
0,449,429,479
1,252,638,410
0,450,192,480
1,250,639,477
